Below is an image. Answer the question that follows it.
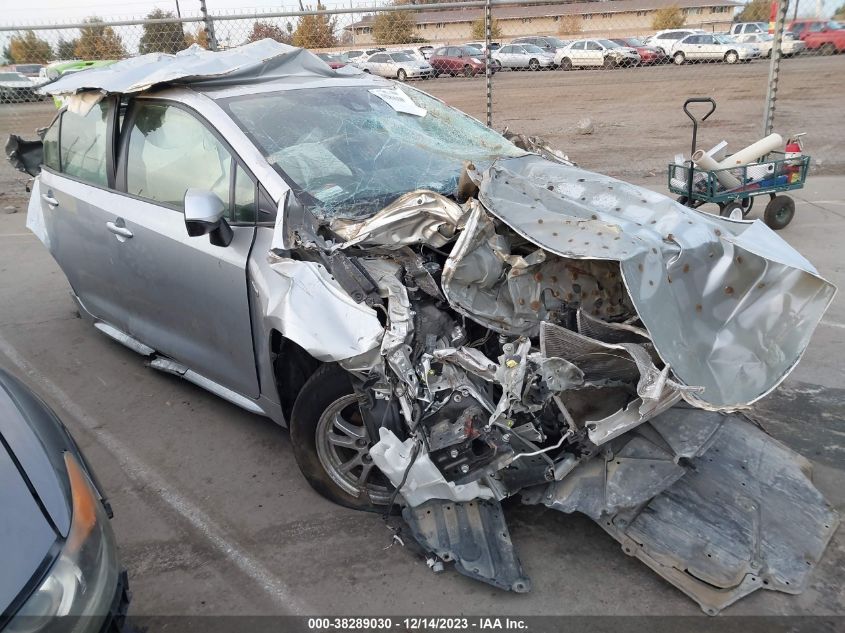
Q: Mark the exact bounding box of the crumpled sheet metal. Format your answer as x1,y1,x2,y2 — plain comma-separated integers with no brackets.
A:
540,321,693,444
369,428,494,506
331,191,465,250
42,39,357,98
477,155,835,409
442,201,633,337
403,499,531,593
521,410,840,614
264,257,383,362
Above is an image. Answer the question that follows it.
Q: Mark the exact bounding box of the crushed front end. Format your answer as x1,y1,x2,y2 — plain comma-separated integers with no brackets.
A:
275,152,838,614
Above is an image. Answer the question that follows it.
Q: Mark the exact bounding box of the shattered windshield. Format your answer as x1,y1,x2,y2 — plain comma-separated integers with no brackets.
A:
221,85,523,219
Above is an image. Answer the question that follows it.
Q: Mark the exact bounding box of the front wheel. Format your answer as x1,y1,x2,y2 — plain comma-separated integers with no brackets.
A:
820,43,836,55
673,51,685,65
559,57,573,70
603,56,617,69
397,68,407,81
463,64,474,77
493,59,502,71
528,58,540,71
290,364,393,511
725,50,739,64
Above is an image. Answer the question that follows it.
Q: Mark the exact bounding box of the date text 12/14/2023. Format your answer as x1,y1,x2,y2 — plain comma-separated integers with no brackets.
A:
307,618,529,630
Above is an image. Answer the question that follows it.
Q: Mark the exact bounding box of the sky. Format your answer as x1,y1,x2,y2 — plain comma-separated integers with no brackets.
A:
0,0,840,25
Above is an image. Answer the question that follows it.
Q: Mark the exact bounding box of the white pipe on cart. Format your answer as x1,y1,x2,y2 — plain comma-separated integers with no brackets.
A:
717,133,783,168
692,150,741,190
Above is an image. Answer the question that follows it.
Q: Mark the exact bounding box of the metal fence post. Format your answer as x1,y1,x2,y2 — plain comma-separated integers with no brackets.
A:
763,0,788,136
199,0,218,51
484,0,493,128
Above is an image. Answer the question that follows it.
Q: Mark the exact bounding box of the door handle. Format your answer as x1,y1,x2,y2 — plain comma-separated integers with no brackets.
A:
106,221,133,239
41,193,59,207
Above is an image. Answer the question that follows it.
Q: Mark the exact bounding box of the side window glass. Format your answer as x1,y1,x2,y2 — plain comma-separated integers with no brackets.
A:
42,115,60,171
233,164,256,224
60,101,109,187
126,102,232,210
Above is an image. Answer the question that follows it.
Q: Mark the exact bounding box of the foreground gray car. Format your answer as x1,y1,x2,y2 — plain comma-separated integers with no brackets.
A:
8,40,839,614
0,368,128,631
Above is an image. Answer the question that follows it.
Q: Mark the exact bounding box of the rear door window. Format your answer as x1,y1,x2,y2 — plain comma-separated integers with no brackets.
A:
42,116,60,171
60,101,109,187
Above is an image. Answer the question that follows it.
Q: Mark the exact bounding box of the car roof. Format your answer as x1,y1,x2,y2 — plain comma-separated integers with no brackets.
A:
43,40,368,101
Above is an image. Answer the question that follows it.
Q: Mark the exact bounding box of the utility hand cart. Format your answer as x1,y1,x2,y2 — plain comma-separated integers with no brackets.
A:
668,97,810,230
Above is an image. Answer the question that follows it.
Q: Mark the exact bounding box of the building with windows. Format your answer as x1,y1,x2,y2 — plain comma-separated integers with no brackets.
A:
345,0,739,45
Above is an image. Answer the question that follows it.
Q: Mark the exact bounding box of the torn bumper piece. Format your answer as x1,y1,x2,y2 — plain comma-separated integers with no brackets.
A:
403,499,531,593
520,410,840,614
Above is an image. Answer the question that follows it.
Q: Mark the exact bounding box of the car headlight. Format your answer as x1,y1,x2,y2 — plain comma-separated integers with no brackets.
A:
471,57,482,64
7,453,119,633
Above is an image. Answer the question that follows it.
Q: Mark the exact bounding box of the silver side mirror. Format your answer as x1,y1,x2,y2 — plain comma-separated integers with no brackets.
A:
184,188,232,247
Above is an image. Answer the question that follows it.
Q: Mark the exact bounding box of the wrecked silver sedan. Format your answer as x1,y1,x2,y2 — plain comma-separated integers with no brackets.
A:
8,40,839,614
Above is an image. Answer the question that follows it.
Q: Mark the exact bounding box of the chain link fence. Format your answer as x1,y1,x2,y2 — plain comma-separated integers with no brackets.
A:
1,0,842,197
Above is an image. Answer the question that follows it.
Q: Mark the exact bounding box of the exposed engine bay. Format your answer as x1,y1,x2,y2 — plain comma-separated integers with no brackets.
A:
274,151,839,615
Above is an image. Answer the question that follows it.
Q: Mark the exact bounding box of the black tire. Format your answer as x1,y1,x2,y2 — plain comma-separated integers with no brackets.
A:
719,201,744,218
363,69,371,73
528,58,540,71
290,363,392,511
463,64,474,77
397,68,407,81
603,56,617,69
560,57,573,70
673,51,685,65
493,59,502,71
763,195,795,230
821,43,836,56
725,50,739,64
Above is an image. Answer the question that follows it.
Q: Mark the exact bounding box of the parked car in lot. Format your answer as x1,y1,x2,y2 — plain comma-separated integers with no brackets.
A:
736,32,805,57
0,368,129,631
729,21,769,38
342,48,386,67
0,71,41,102
511,35,571,56
609,37,666,64
429,45,486,76
556,38,641,69
491,43,555,70
9,40,839,614
14,63,45,80
670,33,760,64
359,51,433,80
644,28,705,54
801,25,845,54
316,53,345,69
464,41,501,52
788,18,843,40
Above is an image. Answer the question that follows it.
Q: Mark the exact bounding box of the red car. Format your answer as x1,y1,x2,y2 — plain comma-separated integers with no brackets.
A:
610,38,667,64
787,19,843,40
429,46,487,77
316,53,345,69
790,21,845,54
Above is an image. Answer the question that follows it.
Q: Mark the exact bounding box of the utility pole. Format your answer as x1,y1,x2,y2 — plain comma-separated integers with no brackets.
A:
763,0,788,136
199,0,218,51
484,0,493,127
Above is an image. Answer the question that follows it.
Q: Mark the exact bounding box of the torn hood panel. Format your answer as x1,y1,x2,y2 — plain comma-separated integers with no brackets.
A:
476,155,835,409
42,39,361,97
